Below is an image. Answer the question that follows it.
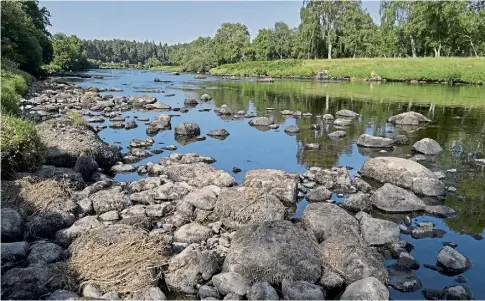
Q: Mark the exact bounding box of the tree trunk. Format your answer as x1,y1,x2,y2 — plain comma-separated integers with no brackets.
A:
327,42,332,60
410,35,416,58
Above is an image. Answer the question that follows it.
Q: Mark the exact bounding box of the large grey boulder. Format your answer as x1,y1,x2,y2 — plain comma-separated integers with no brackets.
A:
26,210,74,240
1,241,29,263
74,154,99,181
371,183,426,213
214,187,285,229
1,208,24,242
27,241,65,264
284,125,300,134
333,118,352,127
243,169,298,206
342,192,371,212
248,117,273,127
90,186,131,214
340,277,389,300
36,117,122,168
412,177,445,196
413,138,443,155
357,134,394,148
248,282,279,300
313,167,351,190
307,186,332,202
149,114,171,130
328,130,348,140
174,122,201,136
359,215,400,246
321,235,388,284
173,222,212,243
164,244,219,294
388,111,431,125
436,246,472,274
54,216,104,247
212,272,251,297
154,162,235,188
207,129,230,137
360,157,441,194
388,264,422,292
302,203,360,243
281,279,324,300
183,185,220,211
223,220,321,284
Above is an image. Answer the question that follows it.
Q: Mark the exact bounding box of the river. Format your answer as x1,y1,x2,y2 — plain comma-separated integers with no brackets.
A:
73,69,484,300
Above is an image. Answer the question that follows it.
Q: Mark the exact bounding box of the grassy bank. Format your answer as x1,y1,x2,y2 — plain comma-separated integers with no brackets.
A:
99,62,183,72
210,57,485,84
1,68,44,177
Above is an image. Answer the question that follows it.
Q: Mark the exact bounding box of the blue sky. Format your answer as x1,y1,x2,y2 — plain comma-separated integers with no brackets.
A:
41,1,381,44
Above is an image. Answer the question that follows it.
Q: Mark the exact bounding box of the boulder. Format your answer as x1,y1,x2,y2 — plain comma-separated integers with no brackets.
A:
149,114,171,130
313,167,351,191
200,94,212,101
307,186,332,202
35,165,86,190
388,264,422,292
184,97,199,105
398,252,420,270
214,187,285,229
74,154,99,181
212,272,251,297
223,220,321,284
198,285,221,299
1,241,29,263
333,118,352,127
340,277,389,300
248,117,273,127
36,117,122,168
47,289,78,300
320,271,344,292
357,134,394,148
413,138,443,155
302,202,360,243
132,287,167,300
322,114,334,121
90,186,131,214
436,246,472,274
183,185,220,211
393,134,410,145
359,215,400,246
54,216,104,247
328,130,347,139
336,109,359,118
26,209,74,239
165,244,219,294
371,183,426,213
207,129,230,137
412,177,445,196
174,122,201,136
1,208,24,242
284,125,300,134
424,205,456,217
342,192,371,212
154,162,235,188
27,241,65,264
243,169,298,206
281,280,324,300
388,112,431,125
247,282,279,300
217,104,233,115
173,222,212,243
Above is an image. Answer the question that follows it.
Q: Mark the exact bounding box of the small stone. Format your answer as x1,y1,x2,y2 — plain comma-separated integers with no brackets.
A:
282,279,324,300
83,283,101,298
247,281,278,300
398,252,420,270
212,272,251,297
436,246,471,274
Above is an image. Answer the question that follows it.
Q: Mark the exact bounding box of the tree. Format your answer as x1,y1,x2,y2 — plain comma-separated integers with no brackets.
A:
145,56,161,68
252,29,272,61
271,22,294,59
52,33,89,71
214,23,251,64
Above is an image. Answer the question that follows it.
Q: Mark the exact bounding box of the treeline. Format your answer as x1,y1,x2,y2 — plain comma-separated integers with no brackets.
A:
81,0,485,72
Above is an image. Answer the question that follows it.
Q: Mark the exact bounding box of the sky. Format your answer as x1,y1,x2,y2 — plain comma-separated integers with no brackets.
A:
41,1,381,44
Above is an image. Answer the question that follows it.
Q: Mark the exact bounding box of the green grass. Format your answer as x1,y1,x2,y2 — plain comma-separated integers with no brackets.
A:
150,65,183,72
210,57,485,84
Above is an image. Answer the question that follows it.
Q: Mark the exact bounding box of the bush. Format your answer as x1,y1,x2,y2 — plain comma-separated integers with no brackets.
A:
41,64,62,73
1,70,32,114
1,114,45,178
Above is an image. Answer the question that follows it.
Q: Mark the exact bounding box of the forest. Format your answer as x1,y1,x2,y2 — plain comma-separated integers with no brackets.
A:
82,1,485,72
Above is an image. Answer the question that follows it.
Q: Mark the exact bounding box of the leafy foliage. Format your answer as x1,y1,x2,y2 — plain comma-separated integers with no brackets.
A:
51,33,90,71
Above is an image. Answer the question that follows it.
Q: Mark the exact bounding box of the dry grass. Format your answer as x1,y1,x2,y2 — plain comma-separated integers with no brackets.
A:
69,224,170,296
1,178,72,216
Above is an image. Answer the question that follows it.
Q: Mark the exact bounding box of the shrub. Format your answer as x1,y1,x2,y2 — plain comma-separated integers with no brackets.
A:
1,114,45,177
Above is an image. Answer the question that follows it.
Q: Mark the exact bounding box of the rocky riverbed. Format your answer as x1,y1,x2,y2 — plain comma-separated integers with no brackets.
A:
1,72,484,300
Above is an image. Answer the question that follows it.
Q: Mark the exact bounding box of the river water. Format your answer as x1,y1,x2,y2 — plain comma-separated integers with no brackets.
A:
75,69,485,300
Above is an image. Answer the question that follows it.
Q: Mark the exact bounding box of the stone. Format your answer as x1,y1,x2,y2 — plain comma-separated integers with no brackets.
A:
184,97,199,105
412,177,446,196
336,109,359,118
214,187,285,229
328,130,347,139
125,120,138,129
47,289,78,300
27,241,65,264
359,215,400,246
357,134,394,148
302,202,360,243
398,252,420,269
165,244,219,294
101,291,120,300
313,167,351,191
388,112,431,125
320,271,344,291
284,125,300,134
110,163,136,173
413,138,443,155
333,118,352,127
223,220,321,284
200,94,212,101
82,283,101,298
248,117,273,127
281,279,324,300
198,285,221,299
437,246,471,274
371,183,426,212
247,282,278,300
90,186,131,214
175,122,201,136
35,165,85,190
1,208,24,242
305,143,320,150
322,114,334,121
174,222,212,243
212,272,251,297
54,216,104,247
342,192,371,212
424,205,456,217
393,134,410,145
388,264,422,292
307,186,332,202
411,222,447,239
155,162,235,188
443,285,472,300
243,169,298,206
26,210,74,240
128,177,162,193
99,210,120,221
207,129,230,137
74,154,99,181
1,241,29,263
183,185,220,211
340,277,389,300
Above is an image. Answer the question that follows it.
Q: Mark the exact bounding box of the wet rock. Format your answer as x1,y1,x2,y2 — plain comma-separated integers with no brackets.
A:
175,122,201,136
342,192,371,212
424,205,456,217
248,282,278,300
293,111,302,117
165,244,219,294
352,177,372,193
174,222,212,243
162,145,177,151
109,122,125,129
313,167,351,191
232,167,241,173
129,138,154,148
281,279,324,300
200,94,212,101
74,154,99,181
333,118,352,127
393,134,410,145
410,221,447,239
361,157,439,195
357,134,394,148
214,187,285,229
223,220,321,284
423,285,472,300
243,169,298,206
412,177,445,196
284,125,300,134
398,252,420,269
413,138,443,155
144,102,172,110
437,246,472,274
125,120,138,130
411,154,427,162
371,183,425,213
322,114,334,121
336,109,359,118
455,276,468,283
328,130,347,139
281,110,294,115
302,203,360,243
305,143,320,150
110,162,136,173
388,112,431,125
47,289,78,300
217,104,234,115
359,215,400,246
213,272,251,297
36,117,122,168
307,186,332,202
1,208,24,242
248,117,273,127
340,277,389,300
90,186,131,214
268,124,279,129
207,129,230,137
184,97,199,105
1,241,29,263
388,264,422,292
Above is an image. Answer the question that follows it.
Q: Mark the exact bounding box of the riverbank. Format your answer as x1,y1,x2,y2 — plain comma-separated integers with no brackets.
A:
210,57,485,84
98,62,183,73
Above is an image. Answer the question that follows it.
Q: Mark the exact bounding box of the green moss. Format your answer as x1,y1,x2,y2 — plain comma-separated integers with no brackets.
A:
1,114,45,177
210,58,485,84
